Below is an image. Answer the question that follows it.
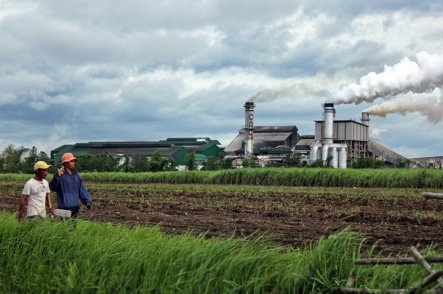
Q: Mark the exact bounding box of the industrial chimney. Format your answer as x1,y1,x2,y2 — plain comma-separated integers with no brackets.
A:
244,102,255,158
361,112,370,126
323,103,335,145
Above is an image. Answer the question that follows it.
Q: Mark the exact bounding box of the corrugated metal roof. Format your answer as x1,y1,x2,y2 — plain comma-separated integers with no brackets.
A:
253,126,298,133
295,138,315,146
224,134,244,152
75,141,171,148
368,140,406,163
78,146,186,157
315,119,367,126
409,155,443,160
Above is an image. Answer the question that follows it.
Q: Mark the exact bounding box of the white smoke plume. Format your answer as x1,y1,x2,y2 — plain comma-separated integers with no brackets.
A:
248,86,294,103
364,91,443,124
335,51,443,105
248,82,329,103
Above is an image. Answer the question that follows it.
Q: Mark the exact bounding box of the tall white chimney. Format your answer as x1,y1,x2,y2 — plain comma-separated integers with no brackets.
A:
244,102,255,158
323,103,335,145
361,112,370,126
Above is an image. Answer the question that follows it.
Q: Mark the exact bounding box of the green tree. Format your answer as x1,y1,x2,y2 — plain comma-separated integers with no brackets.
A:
1,145,23,173
202,156,234,170
394,158,410,168
119,156,132,172
242,156,258,168
310,159,324,168
286,152,301,167
148,152,173,172
21,146,39,173
222,158,233,169
75,154,119,172
37,151,50,163
185,151,197,171
75,154,95,172
132,154,150,172
201,155,229,170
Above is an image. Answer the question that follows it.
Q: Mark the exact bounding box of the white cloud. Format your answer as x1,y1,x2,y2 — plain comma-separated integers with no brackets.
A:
0,1,442,157
327,11,443,55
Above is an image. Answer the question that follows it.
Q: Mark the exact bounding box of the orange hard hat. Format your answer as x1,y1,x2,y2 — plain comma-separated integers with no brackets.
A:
61,152,77,163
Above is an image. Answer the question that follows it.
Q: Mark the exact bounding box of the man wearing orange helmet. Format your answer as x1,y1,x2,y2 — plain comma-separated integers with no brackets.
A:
49,152,92,217
18,161,55,222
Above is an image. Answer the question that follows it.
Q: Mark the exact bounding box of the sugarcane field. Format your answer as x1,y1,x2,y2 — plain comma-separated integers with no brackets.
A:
1,169,443,292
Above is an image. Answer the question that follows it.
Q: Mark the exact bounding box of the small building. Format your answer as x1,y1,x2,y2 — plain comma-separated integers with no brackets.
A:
409,156,443,169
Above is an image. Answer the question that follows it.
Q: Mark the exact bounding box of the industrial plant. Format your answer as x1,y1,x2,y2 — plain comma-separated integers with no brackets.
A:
49,99,432,170
224,101,406,168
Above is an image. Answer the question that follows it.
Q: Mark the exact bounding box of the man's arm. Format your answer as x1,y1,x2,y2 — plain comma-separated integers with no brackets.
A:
18,195,29,222
49,173,61,192
78,176,92,209
46,193,55,216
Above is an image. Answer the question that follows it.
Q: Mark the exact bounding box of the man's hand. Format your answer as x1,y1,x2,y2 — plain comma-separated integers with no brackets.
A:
57,167,65,176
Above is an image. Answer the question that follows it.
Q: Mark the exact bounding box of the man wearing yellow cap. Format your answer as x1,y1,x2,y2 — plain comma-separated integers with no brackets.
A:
18,161,55,222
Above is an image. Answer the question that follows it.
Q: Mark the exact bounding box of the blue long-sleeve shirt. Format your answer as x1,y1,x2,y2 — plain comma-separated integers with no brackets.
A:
49,170,92,211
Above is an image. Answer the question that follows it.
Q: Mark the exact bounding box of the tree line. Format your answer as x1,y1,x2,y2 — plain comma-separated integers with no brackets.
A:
0,144,411,174
0,145,226,173
0,145,50,174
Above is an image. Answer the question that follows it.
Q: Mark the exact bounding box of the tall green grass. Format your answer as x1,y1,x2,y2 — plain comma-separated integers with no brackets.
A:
3,168,442,187
0,213,439,293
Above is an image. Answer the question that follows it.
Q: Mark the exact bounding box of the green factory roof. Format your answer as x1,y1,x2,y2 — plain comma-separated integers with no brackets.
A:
50,137,224,165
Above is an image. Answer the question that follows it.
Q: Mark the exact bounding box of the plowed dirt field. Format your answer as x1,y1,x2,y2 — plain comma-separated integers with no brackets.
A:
2,182,443,252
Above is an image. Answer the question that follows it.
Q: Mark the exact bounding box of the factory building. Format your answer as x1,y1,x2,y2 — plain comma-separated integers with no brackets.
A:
225,102,406,168
409,156,443,169
224,125,303,166
224,102,312,166
50,138,223,169
312,104,407,167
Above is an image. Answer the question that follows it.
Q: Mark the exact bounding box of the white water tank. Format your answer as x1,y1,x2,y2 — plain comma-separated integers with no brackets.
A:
322,144,329,164
331,147,338,168
339,147,347,168
311,144,319,161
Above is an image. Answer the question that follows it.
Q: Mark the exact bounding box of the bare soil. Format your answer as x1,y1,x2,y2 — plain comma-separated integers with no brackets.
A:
3,182,443,252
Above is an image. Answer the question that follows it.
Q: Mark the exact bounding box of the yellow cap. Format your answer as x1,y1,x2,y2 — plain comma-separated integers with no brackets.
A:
34,161,52,171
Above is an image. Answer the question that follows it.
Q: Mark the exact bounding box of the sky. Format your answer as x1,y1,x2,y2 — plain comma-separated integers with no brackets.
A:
1,0,443,158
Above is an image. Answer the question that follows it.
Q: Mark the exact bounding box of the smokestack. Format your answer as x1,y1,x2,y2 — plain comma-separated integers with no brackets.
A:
244,102,255,158
361,112,370,126
323,103,335,145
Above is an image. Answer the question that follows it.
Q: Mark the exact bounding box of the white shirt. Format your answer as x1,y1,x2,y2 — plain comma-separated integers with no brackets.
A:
22,178,50,218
